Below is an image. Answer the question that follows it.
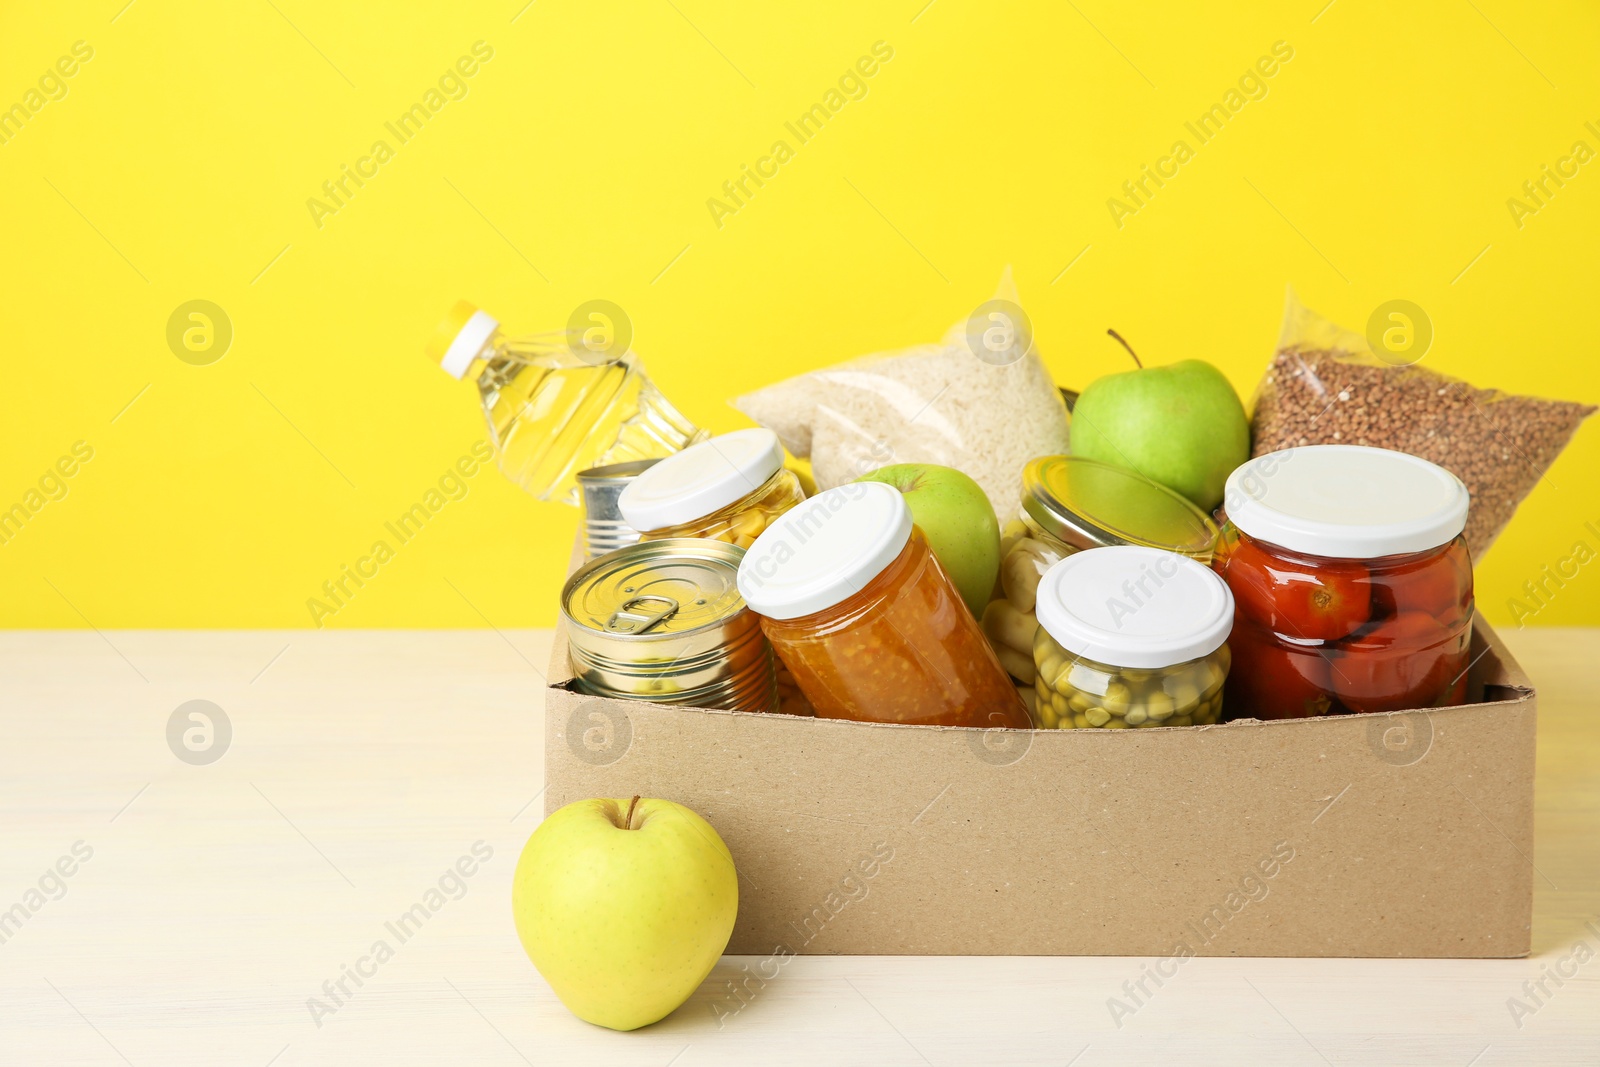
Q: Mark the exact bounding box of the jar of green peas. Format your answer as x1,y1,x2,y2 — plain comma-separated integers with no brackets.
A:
1031,545,1235,729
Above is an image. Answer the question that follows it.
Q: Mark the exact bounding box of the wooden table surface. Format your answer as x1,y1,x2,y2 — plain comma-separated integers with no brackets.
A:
1,628,1595,1066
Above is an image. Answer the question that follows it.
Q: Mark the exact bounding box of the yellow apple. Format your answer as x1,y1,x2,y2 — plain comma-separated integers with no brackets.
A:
511,796,738,1031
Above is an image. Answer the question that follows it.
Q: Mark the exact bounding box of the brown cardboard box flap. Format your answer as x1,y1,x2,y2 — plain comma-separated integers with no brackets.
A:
545,618,1534,958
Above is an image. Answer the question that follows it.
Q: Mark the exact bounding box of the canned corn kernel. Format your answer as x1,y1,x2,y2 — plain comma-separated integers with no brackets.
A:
620,429,806,549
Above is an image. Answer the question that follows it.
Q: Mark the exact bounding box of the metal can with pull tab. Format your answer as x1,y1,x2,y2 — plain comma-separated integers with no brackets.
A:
560,537,778,713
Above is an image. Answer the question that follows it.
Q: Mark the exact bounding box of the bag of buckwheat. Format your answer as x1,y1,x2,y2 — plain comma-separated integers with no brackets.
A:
731,269,1071,523
1251,289,1594,559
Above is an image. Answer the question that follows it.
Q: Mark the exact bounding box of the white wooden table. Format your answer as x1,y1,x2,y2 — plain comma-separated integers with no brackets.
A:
1,629,1595,1066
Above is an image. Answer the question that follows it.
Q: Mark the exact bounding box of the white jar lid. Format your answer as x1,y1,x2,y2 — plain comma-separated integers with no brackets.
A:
736,482,912,620
619,429,785,532
1224,445,1468,559
1035,546,1234,669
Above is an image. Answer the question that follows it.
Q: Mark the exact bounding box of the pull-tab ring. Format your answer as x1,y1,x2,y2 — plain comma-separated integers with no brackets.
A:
605,594,680,634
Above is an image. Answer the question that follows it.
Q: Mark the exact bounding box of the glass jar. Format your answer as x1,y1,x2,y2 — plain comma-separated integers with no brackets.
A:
737,483,1031,730
984,456,1220,690
1031,546,1234,728
428,300,705,504
1214,445,1474,720
619,429,806,549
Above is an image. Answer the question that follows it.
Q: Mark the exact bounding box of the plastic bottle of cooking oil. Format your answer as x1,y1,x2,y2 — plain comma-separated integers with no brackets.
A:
427,301,705,504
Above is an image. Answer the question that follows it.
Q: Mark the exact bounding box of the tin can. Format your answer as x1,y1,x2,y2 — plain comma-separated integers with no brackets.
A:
561,538,778,713
576,459,659,559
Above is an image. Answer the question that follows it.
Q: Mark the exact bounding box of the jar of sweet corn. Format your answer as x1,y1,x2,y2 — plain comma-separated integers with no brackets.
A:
984,456,1220,704
1031,545,1234,729
619,428,806,549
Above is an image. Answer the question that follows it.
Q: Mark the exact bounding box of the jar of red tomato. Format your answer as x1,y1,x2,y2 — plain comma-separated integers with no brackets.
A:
1214,445,1474,720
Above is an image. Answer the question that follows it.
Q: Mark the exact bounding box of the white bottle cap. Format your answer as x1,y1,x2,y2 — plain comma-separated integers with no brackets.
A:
429,303,501,379
619,429,786,532
736,482,913,620
1035,546,1234,669
1223,445,1469,558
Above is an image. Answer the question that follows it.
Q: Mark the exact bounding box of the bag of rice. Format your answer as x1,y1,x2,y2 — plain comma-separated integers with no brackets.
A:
1251,289,1594,559
732,269,1071,522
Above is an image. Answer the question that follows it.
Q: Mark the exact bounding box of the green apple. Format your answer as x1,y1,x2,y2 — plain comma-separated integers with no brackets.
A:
511,796,738,1031
1070,332,1250,512
856,463,1000,616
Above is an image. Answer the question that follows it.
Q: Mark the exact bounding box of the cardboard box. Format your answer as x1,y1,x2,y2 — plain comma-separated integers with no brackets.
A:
545,616,1535,958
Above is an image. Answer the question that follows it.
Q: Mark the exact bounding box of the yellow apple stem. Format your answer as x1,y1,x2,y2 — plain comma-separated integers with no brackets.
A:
1106,329,1142,369
623,794,642,830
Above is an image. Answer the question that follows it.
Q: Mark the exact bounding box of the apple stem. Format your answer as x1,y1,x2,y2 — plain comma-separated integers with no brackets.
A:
1106,329,1142,369
623,794,642,830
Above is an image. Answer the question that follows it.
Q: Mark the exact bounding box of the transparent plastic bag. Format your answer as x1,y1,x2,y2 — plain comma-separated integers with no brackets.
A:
732,269,1071,522
1251,289,1594,559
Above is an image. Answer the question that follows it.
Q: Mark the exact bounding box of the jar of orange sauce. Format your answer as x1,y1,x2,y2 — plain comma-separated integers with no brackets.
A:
736,482,1030,730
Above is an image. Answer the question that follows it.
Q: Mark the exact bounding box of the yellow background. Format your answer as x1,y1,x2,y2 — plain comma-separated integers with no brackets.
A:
2,0,1596,629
